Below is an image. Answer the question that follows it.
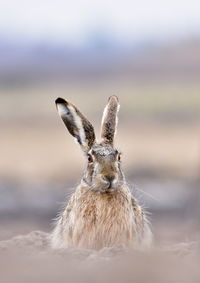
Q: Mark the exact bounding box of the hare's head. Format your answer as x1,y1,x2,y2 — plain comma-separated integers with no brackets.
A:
55,96,124,193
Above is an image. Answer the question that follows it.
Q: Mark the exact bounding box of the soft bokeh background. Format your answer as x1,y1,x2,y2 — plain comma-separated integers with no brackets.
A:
0,0,200,246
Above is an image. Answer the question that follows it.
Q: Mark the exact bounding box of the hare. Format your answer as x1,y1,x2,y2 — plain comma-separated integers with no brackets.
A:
51,96,152,250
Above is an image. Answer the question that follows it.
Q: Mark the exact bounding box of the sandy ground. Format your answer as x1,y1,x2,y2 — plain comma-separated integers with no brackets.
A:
0,230,200,283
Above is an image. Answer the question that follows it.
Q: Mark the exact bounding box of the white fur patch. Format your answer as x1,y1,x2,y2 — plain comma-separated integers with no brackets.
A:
57,103,69,117
115,104,120,135
68,105,87,148
101,104,108,128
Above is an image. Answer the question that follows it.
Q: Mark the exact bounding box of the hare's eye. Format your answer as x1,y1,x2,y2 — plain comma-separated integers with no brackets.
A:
87,154,93,163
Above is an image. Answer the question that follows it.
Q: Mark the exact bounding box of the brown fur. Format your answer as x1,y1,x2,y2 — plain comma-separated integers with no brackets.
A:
52,184,152,250
51,96,152,250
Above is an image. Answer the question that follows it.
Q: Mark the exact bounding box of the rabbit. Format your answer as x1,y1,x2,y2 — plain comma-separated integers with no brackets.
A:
51,96,152,250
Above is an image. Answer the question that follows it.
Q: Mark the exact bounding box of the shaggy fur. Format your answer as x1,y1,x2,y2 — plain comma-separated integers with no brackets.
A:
51,96,152,250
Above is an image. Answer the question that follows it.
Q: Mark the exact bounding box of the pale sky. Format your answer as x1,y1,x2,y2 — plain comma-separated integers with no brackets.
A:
0,0,200,45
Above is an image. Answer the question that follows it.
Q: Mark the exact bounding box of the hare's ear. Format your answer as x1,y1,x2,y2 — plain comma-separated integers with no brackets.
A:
100,96,120,146
55,98,96,153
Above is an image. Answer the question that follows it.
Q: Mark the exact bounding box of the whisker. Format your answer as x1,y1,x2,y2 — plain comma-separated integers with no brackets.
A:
131,182,161,203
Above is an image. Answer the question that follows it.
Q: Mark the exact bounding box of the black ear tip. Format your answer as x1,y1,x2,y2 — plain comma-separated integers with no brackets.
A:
55,97,67,104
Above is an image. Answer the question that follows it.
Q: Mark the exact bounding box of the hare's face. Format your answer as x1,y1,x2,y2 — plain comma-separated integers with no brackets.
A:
55,95,123,193
84,144,124,193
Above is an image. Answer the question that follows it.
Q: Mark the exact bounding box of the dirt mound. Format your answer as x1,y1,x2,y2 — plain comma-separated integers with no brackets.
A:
0,231,200,283
0,231,49,252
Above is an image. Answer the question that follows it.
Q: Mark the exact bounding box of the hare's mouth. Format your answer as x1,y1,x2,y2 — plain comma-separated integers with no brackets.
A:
101,178,114,189
107,181,112,189
93,179,119,193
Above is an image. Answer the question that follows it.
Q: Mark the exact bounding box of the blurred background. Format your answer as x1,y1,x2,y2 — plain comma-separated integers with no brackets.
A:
0,0,200,243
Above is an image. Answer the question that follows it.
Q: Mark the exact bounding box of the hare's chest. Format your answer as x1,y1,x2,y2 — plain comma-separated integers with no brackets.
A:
77,192,130,219
82,195,131,224
72,193,134,242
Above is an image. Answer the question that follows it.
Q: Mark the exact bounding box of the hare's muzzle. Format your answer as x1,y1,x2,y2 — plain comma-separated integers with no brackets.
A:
102,174,115,189
100,173,119,191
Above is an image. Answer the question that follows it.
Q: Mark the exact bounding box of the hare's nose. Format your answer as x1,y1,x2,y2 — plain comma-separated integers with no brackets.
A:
104,175,115,183
103,175,115,188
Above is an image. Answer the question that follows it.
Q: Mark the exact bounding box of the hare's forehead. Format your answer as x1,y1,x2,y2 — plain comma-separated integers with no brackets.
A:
90,145,117,157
